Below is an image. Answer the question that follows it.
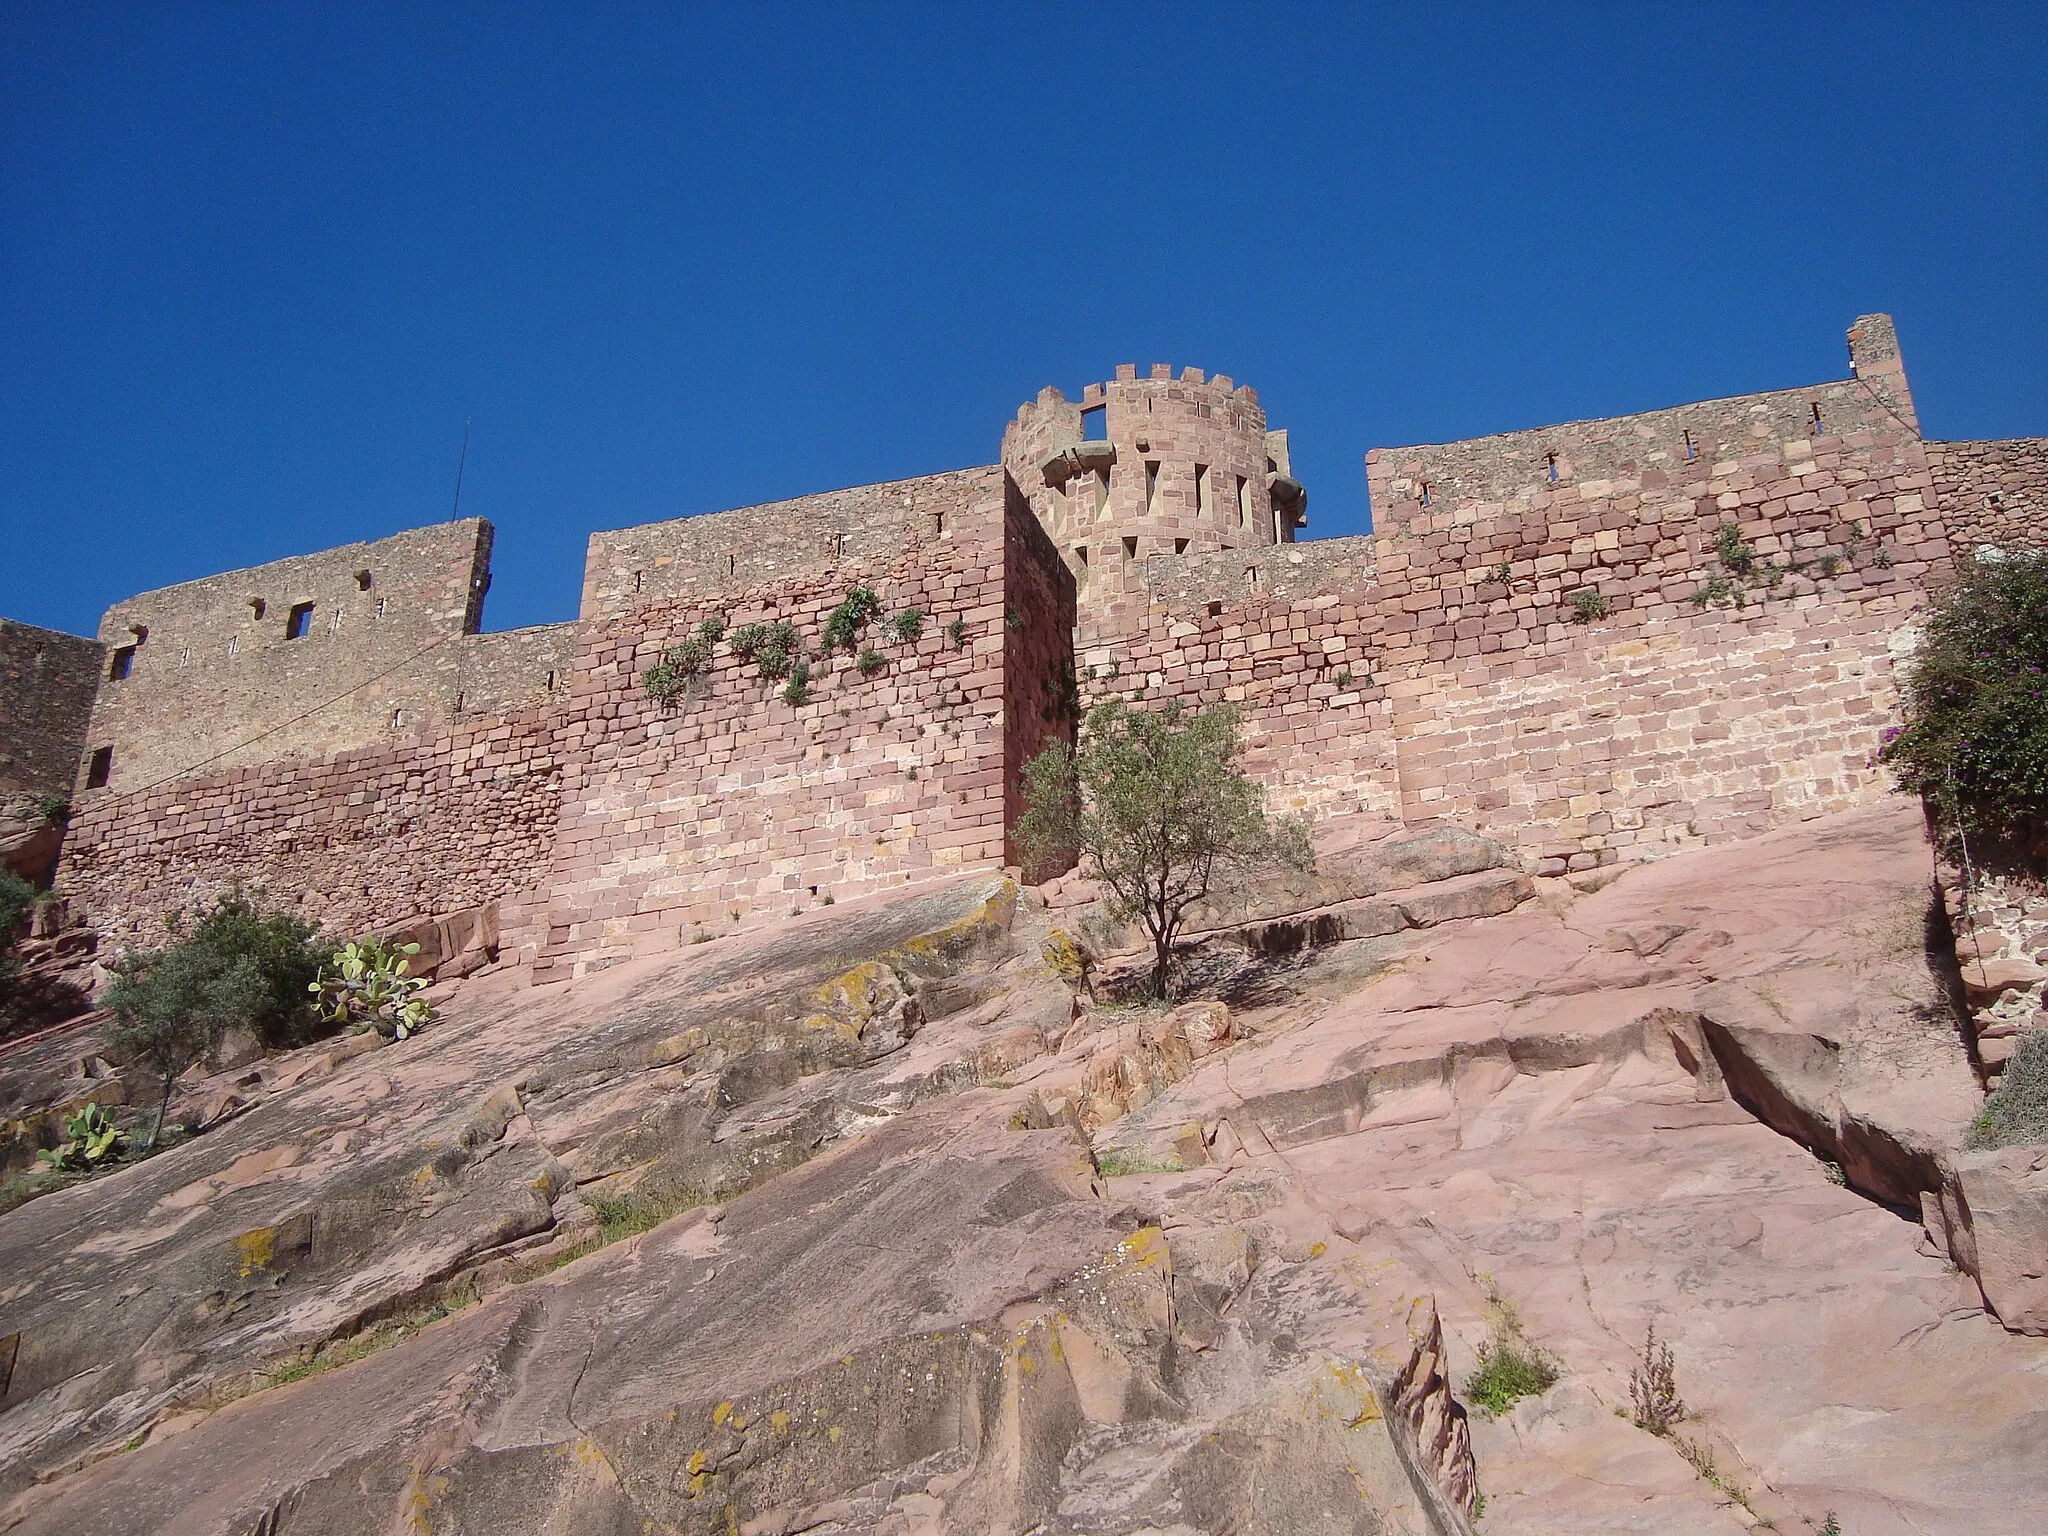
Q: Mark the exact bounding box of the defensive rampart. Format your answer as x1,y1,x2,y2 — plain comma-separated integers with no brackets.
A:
0,621,101,801
27,312,2046,967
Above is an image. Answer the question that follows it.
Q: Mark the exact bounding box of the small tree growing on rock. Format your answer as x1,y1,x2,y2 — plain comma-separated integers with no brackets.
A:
1017,700,1311,999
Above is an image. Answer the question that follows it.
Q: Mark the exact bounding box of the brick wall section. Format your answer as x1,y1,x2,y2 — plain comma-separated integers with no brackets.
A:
0,621,101,799
1926,438,2048,555
1360,315,1948,866
58,702,565,951
534,515,1017,978
1001,477,1080,873
580,468,1003,620
1076,537,1402,824
80,520,496,794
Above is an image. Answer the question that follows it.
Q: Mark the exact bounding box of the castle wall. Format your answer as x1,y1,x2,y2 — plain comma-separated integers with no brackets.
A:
532,488,1016,979
1926,438,2048,555
1001,477,1081,874
0,621,102,801
580,467,1003,619
58,701,565,952
78,520,498,795
1358,314,1945,866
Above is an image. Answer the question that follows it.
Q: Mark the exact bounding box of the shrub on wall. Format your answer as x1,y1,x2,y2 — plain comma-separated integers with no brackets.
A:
822,588,883,653
1882,550,2048,856
730,621,800,680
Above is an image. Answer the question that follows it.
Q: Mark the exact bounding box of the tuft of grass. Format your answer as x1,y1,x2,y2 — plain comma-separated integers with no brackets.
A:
1094,1147,1186,1178
892,607,925,643
1568,588,1611,622
263,1296,472,1388
1465,1336,1558,1417
1967,1029,2048,1148
857,647,886,676
945,617,967,648
584,1186,702,1244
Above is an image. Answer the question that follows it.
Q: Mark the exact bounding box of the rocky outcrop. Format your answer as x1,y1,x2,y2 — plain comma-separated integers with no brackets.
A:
1929,1145,2048,1334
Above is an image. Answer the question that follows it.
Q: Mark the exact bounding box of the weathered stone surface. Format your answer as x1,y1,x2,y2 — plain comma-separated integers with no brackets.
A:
1938,1145,2048,1333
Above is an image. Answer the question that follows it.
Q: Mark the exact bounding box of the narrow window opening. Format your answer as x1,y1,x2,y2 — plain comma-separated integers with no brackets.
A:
727,553,737,576
287,602,314,639
1195,464,1212,517
1093,467,1110,517
933,511,946,536
1683,430,1696,462
1082,405,1107,442
179,646,191,665
85,746,112,790
354,569,373,591
1145,461,1160,512
1174,538,1189,554
545,669,557,691
329,610,342,634
227,635,238,658
376,597,388,618
390,708,404,729
1245,566,1260,590
108,646,135,681
1206,600,1223,618
1122,536,1138,561
1073,545,1090,595
1236,475,1250,527
633,571,644,592
1810,401,1825,435
1048,484,1067,531
1545,452,1559,484
248,597,266,621
455,691,465,712
1419,482,1433,508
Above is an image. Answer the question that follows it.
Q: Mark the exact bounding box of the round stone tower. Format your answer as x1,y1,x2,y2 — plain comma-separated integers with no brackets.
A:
1001,364,1306,637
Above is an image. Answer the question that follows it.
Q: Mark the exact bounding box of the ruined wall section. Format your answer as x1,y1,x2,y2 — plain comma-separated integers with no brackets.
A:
1361,314,1946,869
1075,536,1401,824
79,520,497,795
1001,477,1080,874
59,701,565,952
453,623,579,721
0,621,101,800
580,468,1003,620
1001,367,1300,647
1927,438,2048,554
535,495,1015,979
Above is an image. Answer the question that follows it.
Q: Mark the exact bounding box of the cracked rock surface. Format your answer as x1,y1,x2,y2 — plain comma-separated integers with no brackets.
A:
2,803,2044,1533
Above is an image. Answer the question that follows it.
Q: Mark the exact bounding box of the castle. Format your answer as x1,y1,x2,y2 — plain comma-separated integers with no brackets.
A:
2,314,2042,979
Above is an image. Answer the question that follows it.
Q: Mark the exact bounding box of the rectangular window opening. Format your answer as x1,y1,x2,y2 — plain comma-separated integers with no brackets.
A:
1236,475,1250,527
1195,464,1212,516
1683,430,1696,462
85,746,112,790
227,635,238,658
933,511,946,536
287,602,314,640
1145,461,1160,512
1174,538,1189,554
1093,467,1110,517
376,597,388,618
545,670,557,691
108,646,135,681
1122,536,1138,561
1082,405,1107,442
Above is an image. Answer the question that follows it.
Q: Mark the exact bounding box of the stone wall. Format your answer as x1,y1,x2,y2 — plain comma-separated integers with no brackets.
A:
579,468,1004,620
58,701,565,952
0,621,101,800
1078,540,1402,825
1001,477,1080,873
532,497,1017,979
1359,314,1946,866
1926,438,2048,555
79,520,497,794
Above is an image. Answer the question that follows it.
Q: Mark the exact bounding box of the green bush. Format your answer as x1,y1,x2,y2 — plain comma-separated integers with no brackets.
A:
37,1102,125,1172
892,607,925,643
781,658,813,705
695,614,727,645
641,636,709,708
1567,588,1611,622
857,647,886,676
821,588,882,653
1882,550,2048,851
0,870,32,1000
1968,1029,2048,1149
729,620,800,680
103,895,325,1144
945,617,968,648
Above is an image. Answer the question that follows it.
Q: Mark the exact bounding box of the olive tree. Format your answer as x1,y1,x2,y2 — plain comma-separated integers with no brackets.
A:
1017,699,1312,998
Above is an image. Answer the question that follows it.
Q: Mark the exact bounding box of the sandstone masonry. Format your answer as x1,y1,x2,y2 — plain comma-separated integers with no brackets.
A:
12,313,2042,971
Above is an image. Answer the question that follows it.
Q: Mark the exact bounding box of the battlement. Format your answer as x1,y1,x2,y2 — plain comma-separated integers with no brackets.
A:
1002,366,1303,642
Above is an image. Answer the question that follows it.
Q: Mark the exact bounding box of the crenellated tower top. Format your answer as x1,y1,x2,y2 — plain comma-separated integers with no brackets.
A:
1000,365,1305,637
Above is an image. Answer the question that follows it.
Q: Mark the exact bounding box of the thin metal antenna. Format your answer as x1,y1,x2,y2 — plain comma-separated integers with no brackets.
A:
450,417,472,520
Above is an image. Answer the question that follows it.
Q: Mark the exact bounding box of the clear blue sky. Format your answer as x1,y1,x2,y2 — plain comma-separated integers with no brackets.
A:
4,3,2043,638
